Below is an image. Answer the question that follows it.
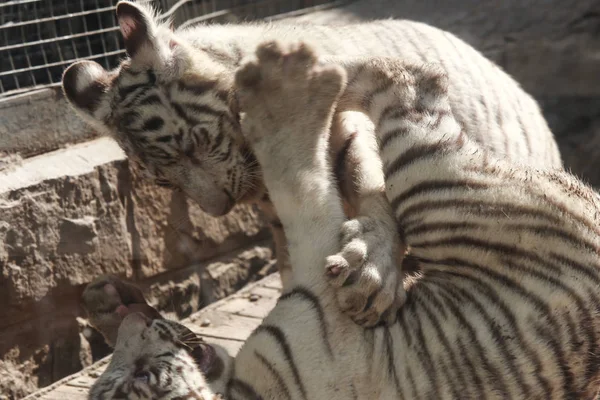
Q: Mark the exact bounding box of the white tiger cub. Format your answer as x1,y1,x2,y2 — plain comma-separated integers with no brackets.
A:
62,0,563,327
84,43,600,399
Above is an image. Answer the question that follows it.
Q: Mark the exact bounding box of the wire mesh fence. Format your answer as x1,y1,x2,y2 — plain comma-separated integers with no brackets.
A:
0,0,346,99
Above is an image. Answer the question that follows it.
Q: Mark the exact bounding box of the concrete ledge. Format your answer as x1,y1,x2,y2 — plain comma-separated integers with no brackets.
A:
0,88,97,158
0,137,124,194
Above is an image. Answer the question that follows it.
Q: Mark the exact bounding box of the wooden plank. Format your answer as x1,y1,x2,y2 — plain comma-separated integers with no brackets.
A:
247,286,280,299
67,374,97,389
258,273,283,290
215,295,278,319
185,309,262,341
215,285,280,318
33,385,87,400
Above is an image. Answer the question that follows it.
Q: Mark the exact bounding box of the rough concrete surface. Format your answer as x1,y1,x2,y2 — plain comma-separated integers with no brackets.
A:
1,0,599,397
0,89,96,159
0,138,272,394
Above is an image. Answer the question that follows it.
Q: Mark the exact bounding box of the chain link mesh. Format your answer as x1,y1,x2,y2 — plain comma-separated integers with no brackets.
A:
0,0,344,99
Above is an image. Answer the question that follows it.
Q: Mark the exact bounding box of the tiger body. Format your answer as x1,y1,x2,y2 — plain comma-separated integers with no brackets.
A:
178,20,560,167
85,43,600,399
63,0,562,326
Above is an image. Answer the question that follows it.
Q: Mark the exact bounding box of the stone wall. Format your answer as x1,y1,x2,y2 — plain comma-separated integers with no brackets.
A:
0,138,275,397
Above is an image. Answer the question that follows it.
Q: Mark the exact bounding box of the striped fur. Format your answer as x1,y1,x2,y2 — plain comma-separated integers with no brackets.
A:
226,43,600,399
62,0,562,326
88,314,228,399
86,42,600,399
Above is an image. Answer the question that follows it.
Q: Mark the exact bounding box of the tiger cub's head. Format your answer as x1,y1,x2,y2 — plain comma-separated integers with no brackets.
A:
90,316,230,399
84,276,230,399
61,0,261,216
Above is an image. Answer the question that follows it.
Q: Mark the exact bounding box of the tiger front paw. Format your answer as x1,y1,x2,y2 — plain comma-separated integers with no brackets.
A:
233,40,346,157
82,275,162,347
326,216,406,327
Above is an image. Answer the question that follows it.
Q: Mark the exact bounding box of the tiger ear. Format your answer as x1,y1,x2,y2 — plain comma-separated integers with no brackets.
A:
116,1,159,58
62,60,111,117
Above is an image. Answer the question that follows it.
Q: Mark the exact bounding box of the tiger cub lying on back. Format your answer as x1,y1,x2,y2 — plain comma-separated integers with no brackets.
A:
62,0,562,327
84,43,600,399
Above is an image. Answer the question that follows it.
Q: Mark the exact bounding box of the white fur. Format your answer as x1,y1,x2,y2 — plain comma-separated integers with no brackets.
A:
86,42,600,400
62,1,564,326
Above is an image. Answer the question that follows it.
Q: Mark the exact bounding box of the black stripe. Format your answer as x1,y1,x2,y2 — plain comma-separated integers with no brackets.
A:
383,326,401,393
379,126,410,150
217,139,233,162
424,276,513,396
172,102,197,125
278,287,333,358
375,105,412,131
383,134,461,180
138,94,163,106
142,117,164,131
412,289,464,398
178,80,218,96
533,322,577,399
405,221,487,238
251,325,307,400
398,199,563,233
211,132,225,153
333,133,356,199
227,378,263,400
503,257,599,384
181,103,224,119
362,80,394,111
119,110,140,129
155,351,175,359
423,259,573,397
211,115,226,152
457,338,485,399
254,351,292,400
505,222,600,256
408,299,443,398
119,83,149,100
390,180,490,215
414,234,600,287
423,278,528,397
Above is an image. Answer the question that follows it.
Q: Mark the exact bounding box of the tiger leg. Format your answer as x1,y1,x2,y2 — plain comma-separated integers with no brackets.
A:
327,110,405,327
256,196,294,292
232,41,347,295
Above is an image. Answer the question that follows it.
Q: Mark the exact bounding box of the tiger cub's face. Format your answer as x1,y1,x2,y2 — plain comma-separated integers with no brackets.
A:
61,0,262,216
89,313,228,399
